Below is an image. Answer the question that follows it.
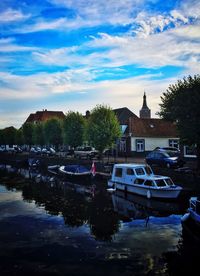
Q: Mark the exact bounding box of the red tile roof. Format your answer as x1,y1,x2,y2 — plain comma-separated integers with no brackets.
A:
25,110,65,123
129,117,178,138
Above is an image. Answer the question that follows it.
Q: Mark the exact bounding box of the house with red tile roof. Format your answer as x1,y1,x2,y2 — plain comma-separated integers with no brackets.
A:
115,93,180,156
127,117,179,156
25,109,65,124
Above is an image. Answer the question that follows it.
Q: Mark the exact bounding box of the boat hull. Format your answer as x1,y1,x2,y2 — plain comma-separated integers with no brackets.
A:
59,166,92,184
108,180,181,199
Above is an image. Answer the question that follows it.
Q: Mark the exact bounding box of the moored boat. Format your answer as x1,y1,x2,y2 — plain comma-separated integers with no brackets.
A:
107,163,182,199
181,197,200,226
59,164,92,183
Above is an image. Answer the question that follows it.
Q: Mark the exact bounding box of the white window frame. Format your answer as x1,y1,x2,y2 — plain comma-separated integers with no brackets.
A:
136,139,145,152
169,139,179,149
184,145,197,158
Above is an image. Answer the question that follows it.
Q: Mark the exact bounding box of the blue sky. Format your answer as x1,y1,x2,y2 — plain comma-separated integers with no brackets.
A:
0,0,200,128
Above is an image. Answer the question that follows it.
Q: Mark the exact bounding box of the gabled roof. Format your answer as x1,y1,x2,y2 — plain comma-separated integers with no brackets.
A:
113,107,138,124
129,117,178,138
25,110,65,123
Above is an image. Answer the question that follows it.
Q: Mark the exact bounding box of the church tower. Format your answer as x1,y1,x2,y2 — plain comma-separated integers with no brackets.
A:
140,92,151,119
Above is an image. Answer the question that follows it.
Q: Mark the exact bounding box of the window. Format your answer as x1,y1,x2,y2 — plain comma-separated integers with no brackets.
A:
135,168,145,175
165,178,174,186
126,168,134,175
115,168,123,177
144,180,154,187
184,145,197,158
144,166,153,175
155,179,167,187
119,140,126,152
169,139,179,149
134,178,144,185
136,139,145,152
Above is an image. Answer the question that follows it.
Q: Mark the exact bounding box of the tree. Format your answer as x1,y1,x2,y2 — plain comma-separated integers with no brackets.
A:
63,111,85,148
15,128,24,146
0,129,6,146
44,118,63,149
22,123,34,148
87,105,121,156
158,74,200,171
3,126,17,146
33,123,45,146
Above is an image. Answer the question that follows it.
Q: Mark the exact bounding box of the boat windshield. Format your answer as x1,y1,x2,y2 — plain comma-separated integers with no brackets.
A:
164,178,174,186
155,179,167,187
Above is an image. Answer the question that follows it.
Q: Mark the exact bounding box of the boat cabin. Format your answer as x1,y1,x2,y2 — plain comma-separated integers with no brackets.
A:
111,163,175,188
111,163,153,184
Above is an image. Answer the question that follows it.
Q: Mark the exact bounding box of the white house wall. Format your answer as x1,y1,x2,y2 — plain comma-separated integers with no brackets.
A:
131,137,179,151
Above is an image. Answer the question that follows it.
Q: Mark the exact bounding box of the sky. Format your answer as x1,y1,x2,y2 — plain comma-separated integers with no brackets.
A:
0,0,200,129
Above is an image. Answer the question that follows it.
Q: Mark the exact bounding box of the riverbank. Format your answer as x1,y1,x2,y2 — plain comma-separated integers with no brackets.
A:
0,152,200,192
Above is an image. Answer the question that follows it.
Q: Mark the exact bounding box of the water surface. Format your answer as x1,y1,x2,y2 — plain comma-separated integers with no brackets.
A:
0,167,198,275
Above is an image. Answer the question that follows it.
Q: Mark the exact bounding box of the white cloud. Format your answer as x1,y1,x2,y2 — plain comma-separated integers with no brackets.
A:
0,38,38,52
0,8,30,22
49,0,143,25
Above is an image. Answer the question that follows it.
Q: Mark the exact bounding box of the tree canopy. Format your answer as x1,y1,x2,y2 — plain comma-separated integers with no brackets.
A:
22,123,34,147
87,105,121,154
44,118,63,148
158,74,200,170
33,122,45,146
63,111,85,148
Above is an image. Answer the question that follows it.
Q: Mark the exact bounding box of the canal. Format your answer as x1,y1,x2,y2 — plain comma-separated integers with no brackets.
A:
0,165,199,275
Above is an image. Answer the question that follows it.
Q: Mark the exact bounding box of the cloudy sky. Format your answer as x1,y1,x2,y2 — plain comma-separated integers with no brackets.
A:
0,0,200,128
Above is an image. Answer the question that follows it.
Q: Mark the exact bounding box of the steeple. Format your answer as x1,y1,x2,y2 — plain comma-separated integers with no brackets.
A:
140,91,151,119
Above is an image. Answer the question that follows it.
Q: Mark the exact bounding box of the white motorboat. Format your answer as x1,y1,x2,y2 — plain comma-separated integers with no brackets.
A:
107,163,182,199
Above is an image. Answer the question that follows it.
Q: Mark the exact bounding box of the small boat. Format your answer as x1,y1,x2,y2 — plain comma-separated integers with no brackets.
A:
47,165,60,175
181,197,200,242
182,197,200,226
59,164,92,183
107,163,182,199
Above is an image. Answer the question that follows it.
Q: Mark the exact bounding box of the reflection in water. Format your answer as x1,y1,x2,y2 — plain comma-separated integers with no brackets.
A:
0,165,197,275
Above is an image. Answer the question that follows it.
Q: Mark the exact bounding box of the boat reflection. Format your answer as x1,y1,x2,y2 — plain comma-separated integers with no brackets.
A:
0,165,119,241
111,190,188,222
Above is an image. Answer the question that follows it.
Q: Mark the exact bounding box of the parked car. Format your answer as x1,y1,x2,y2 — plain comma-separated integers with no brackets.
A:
42,147,56,156
13,146,23,153
74,146,98,159
30,147,39,154
0,146,6,152
145,150,185,168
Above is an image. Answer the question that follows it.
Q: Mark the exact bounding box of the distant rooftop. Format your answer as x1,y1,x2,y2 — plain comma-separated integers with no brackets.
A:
25,109,65,124
113,107,138,124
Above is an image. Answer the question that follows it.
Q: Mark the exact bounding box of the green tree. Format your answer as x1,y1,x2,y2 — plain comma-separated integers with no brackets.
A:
15,128,24,146
0,129,6,146
44,118,63,149
3,126,17,146
33,123,45,146
158,74,200,170
22,123,35,148
87,105,121,156
63,111,85,148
